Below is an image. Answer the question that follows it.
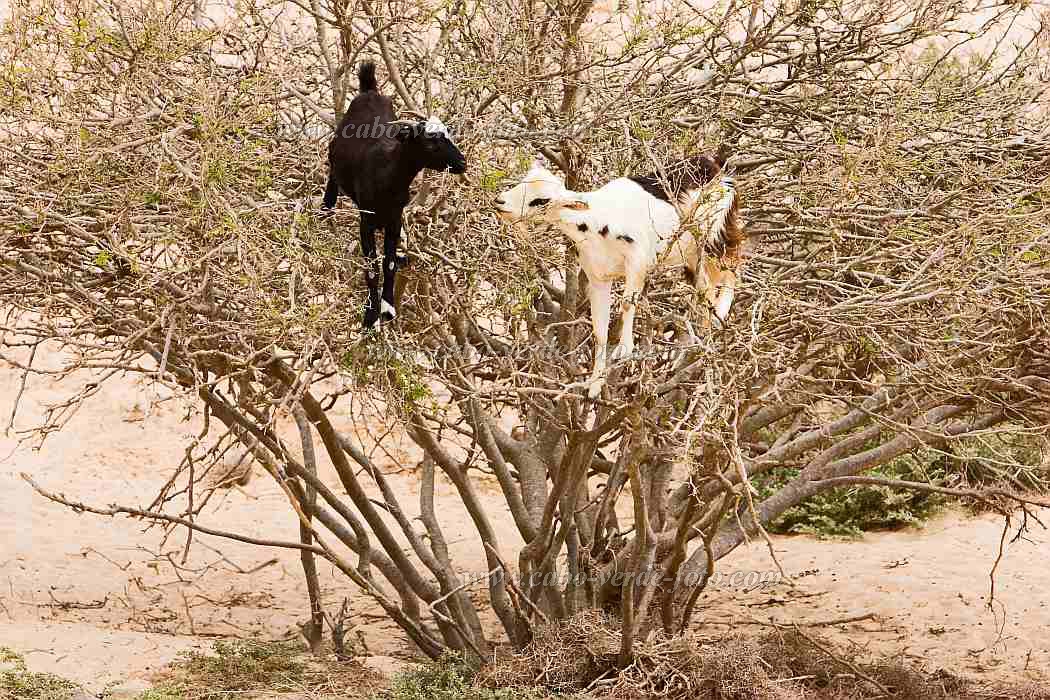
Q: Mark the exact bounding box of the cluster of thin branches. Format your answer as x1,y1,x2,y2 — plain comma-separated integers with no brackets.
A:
2,0,1049,662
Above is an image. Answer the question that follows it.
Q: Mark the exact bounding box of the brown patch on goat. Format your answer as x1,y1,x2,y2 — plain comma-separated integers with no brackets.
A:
708,193,746,260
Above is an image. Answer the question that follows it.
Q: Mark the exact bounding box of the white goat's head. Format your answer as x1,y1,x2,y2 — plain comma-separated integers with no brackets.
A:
492,160,581,223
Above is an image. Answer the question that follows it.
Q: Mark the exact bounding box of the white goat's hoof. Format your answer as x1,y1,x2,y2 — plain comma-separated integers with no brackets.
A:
380,300,397,323
586,379,604,401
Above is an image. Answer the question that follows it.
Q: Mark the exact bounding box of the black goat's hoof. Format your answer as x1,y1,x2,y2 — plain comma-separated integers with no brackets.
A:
363,306,381,329
395,254,411,270
379,300,397,323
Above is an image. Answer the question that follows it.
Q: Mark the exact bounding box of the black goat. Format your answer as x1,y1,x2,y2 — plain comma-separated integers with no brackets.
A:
323,61,467,327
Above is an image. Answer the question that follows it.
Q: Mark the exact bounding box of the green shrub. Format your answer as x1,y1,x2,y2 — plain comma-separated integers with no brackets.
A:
942,435,1049,493
753,456,947,538
753,432,1048,538
134,688,184,700
0,647,80,700
142,638,378,699
168,640,306,695
380,653,547,700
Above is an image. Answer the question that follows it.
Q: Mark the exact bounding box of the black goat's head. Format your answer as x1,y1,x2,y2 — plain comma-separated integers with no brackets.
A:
391,116,467,175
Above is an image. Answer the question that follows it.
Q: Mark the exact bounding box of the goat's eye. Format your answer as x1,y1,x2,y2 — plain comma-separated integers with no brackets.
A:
528,198,551,207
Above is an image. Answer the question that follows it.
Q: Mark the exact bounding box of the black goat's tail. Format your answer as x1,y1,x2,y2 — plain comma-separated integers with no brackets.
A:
358,61,377,92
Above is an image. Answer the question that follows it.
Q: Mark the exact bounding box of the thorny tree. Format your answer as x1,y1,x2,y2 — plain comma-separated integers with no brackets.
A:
3,0,1050,662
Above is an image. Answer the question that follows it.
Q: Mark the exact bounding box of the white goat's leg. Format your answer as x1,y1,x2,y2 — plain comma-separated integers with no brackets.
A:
612,262,646,361
696,258,720,331
712,269,737,325
701,266,737,329
586,279,613,400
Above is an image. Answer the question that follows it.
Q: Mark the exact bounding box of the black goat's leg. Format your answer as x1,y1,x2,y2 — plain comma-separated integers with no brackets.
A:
359,216,382,328
379,216,402,323
321,172,340,210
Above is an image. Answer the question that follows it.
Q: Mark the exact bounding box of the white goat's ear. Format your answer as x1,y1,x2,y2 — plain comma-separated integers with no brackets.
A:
532,152,552,169
560,199,589,211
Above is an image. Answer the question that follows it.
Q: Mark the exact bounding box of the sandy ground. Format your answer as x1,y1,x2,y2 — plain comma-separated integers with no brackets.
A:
707,516,1050,680
0,341,525,691
1,342,1048,694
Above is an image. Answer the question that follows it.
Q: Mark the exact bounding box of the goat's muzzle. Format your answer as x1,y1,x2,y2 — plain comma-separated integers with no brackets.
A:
492,198,516,221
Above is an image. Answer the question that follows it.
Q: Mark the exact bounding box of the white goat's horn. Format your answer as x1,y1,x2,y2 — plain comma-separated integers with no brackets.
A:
387,119,417,127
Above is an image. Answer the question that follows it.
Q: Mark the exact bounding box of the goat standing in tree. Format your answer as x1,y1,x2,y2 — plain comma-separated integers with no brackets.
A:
494,155,744,398
323,61,467,327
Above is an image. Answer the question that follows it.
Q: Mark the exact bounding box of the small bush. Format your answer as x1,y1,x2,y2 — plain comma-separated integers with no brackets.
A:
751,432,1050,538
940,435,1050,503
381,652,547,700
754,457,946,538
150,639,378,699
134,687,185,700
174,639,306,693
0,647,81,700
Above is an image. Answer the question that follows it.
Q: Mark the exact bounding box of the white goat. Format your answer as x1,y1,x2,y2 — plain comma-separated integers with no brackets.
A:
493,155,744,399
